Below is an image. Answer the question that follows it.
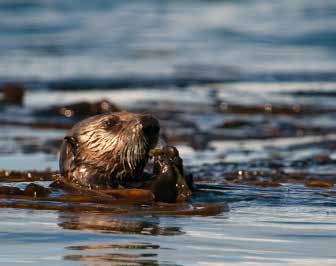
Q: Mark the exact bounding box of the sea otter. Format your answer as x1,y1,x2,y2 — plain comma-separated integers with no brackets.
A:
60,112,160,188
59,111,191,202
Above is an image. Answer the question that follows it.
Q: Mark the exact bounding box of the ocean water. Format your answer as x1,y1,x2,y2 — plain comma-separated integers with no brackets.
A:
1,1,336,266
0,0,335,85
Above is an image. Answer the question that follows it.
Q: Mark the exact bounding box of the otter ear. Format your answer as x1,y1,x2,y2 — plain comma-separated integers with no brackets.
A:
64,136,78,149
59,136,78,175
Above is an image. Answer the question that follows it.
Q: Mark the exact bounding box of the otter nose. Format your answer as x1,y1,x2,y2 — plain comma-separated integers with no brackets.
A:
140,114,160,136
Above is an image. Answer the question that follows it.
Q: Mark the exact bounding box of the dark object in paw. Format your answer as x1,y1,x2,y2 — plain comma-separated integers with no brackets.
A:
149,146,192,203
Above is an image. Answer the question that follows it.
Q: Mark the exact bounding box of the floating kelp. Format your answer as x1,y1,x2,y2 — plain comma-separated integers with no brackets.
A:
0,82,25,106
0,169,56,182
34,99,120,119
0,120,73,130
216,102,336,115
0,169,227,217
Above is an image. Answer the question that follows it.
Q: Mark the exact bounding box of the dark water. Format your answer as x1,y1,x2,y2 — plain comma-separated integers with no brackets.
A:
0,0,336,86
1,1,336,265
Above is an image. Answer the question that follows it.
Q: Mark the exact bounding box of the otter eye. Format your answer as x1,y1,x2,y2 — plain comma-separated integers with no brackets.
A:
103,117,119,129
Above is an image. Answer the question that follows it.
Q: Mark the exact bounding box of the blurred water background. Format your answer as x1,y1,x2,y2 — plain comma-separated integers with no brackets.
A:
0,0,335,85
1,1,336,265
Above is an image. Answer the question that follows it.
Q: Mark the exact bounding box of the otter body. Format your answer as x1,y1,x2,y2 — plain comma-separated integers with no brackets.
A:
60,112,160,189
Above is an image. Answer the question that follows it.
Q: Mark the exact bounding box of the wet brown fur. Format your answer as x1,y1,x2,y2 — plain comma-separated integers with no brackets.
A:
59,112,160,188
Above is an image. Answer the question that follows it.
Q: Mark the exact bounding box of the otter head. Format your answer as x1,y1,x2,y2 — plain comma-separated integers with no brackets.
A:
59,112,160,188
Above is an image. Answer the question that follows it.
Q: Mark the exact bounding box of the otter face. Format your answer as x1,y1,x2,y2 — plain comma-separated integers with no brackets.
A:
60,112,160,187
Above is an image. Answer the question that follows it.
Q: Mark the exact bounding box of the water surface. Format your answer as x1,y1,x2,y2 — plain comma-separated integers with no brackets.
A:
1,1,336,265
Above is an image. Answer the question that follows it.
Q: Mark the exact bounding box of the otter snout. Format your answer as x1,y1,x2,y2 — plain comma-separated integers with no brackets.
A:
140,114,160,139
